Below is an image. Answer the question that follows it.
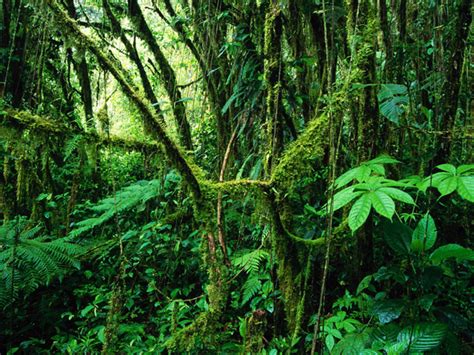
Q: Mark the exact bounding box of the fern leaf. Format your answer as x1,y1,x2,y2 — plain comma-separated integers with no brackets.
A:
242,274,262,305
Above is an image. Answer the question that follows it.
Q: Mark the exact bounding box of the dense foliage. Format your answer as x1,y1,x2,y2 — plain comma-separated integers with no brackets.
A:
1,0,472,353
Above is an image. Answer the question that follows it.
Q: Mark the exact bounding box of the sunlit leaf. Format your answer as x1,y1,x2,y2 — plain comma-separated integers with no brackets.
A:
349,194,372,232
437,176,458,196
366,154,400,165
457,164,474,175
335,167,360,188
331,187,363,211
457,176,474,202
370,191,395,219
378,187,415,205
411,214,437,252
430,244,474,264
436,164,456,175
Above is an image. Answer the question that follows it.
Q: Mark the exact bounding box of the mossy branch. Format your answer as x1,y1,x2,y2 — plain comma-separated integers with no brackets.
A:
2,109,160,153
44,0,202,198
271,114,329,195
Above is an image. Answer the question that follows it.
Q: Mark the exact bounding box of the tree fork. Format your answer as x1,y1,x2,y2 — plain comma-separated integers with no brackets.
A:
45,0,201,198
102,0,166,127
127,0,193,151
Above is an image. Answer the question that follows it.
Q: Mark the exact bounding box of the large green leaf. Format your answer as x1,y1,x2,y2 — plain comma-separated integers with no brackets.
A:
383,342,409,355
331,187,363,211
457,164,474,174
349,194,372,232
356,165,372,182
436,163,456,175
411,214,437,252
334,155,399,188
331,332,372,355
397,323,447,352
378,187,415,205
372,324,401,344
356,275,373,295
381,220,412,255
430,244,474,264
371,299,404,324
335,167,360,188
420,172,451,192
366,154,400,165
325,334,335,351
437,176,458,196
377,84,409,124
370,191,395,219
370,163,385,176
457,176,474,202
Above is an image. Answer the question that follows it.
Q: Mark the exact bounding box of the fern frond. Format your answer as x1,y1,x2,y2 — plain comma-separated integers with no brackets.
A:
0,218,83,309
69,179,161,237
242,274,262,305
232,249,270,274
64,134,83,161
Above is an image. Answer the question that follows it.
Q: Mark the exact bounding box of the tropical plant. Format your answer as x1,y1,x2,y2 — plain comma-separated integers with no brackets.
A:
0,217,82,308
331,155,414,231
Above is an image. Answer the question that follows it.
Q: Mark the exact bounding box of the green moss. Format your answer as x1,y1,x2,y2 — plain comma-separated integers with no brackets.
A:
165,310,222,351
271,114,328,198
244,310,267,353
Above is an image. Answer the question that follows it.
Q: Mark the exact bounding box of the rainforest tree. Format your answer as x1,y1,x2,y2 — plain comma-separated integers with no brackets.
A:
1,0,473,353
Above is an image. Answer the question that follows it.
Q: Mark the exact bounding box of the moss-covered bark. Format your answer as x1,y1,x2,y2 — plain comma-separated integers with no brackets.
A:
127,0,193,151
102,0,166,128
264,0,284,173
45,0,202,198
2,109,161,153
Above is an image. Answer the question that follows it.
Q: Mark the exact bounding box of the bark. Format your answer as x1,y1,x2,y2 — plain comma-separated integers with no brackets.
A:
128,0,193,150
264,0,284,173
102,0,166,128
3,109,161,154
1,0,10,49
378,0,393,81
310,9,327,87
189,0,230,163
7,2,27,108
46,0,201,197
65,0,95,132
396,0,406,83
288,0,310,120
438,0,472,158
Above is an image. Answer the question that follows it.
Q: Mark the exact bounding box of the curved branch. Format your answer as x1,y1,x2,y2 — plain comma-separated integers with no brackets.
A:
128,0,193,150
45,0,202,198
2,109,160,153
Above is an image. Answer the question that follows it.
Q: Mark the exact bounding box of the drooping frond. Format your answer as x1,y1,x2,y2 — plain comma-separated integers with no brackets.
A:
69,179,162,238
0,218,83,309
232,249,270,274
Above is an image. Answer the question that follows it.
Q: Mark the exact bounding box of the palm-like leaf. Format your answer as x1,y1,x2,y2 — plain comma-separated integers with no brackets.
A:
0,218,82,308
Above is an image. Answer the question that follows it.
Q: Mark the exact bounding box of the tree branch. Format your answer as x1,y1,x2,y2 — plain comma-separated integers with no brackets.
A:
2,109,160,153
45,0,202,198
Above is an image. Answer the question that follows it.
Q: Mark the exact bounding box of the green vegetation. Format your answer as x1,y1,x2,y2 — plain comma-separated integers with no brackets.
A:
0,0,472,353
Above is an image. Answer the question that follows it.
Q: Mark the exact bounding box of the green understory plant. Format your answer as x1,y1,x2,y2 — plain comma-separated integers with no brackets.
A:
312,157,474,353
0,217,82,308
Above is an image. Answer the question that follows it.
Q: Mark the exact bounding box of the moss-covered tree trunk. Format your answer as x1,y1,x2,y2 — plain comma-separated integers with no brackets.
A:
437,0,472,160
346,0,379,278
127,0,193,151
